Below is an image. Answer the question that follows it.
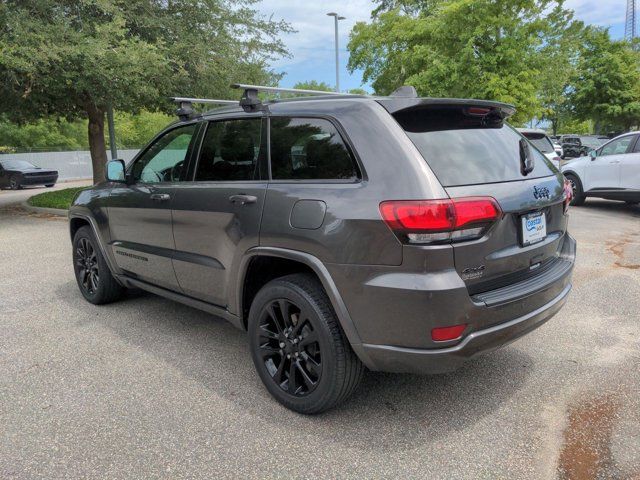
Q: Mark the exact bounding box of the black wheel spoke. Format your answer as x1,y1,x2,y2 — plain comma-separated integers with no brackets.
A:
287,361,298,394
273,358,286,385
299,329,318,347
302,352,321,377
259,343,281,358
259,324,279,341
296,361,317,389
278,300,291,328
267,304,284,334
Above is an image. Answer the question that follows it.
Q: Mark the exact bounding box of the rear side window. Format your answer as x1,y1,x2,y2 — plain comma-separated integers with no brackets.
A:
195,118,263,181
394,106,555,187
523,134,555,153
270,117,358,181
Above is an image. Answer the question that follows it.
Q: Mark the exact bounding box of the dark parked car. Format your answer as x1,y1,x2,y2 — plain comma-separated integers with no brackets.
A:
0,159,58,190
69,85,575,413
560,135,606,159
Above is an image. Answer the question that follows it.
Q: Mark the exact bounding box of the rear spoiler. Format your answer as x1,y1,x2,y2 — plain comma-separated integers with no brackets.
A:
376,97,516,119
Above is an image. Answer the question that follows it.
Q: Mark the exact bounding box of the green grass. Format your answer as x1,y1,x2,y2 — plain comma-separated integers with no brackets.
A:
27,187,87,210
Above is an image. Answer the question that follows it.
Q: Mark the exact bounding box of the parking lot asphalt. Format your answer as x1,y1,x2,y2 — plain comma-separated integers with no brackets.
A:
0,200,639,479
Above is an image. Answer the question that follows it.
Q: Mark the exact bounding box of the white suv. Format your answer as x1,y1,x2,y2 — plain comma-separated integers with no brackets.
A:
561,132,640,206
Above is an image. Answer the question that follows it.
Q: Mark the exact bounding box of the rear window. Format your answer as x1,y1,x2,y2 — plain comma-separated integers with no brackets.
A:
521,133,555,153
394,106,555,187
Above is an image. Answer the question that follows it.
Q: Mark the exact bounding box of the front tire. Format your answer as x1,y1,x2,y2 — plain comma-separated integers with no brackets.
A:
248,273,364,414
565,174,585,206
45,184,55,188
9,175,21,190
72,225,124,304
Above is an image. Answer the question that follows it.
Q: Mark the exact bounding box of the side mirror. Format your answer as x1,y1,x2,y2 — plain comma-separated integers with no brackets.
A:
106,159,126,183
589,150,597,160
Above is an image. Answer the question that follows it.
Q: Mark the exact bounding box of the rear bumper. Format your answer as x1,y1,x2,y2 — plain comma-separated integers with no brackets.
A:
326,233,576,373
361,282,571,374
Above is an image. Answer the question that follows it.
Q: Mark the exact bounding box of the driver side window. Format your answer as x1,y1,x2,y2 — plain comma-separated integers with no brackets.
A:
131,124,197,183
599,136,634,157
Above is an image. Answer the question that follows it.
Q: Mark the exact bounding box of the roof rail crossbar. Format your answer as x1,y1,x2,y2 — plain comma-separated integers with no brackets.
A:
170,97,238,121
231,83,348,97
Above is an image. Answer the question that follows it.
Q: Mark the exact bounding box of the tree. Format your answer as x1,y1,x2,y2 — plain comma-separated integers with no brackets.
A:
0,1,290,183
347,88,370,95
293,80,334,92
570,29,640,133
348,0,583,124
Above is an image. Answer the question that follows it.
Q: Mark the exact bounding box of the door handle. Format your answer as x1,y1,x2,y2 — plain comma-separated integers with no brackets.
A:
229,194,258,205
609,160,620,164
150,193,171,201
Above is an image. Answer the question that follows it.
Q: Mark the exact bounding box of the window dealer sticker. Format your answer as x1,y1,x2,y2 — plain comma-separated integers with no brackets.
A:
521,212,546,246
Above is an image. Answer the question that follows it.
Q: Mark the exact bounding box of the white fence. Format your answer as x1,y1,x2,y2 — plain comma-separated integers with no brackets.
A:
0,149,140,181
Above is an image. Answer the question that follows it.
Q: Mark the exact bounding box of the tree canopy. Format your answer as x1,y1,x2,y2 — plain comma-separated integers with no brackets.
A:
348,0,587,124
0,0,291,182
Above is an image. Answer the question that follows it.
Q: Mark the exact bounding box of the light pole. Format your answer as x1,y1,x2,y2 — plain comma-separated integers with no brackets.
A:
327,12,345,92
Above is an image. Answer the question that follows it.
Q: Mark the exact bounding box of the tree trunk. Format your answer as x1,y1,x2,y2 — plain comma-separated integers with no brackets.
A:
87,105,107,185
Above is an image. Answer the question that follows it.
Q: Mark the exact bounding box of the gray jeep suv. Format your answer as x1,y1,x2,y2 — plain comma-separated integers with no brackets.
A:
69,87,576,413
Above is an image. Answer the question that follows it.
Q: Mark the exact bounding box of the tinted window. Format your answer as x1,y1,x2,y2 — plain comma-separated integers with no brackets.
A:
270,117,358,181
600,136,634,156
395,106,555,187
131,124,197,183
195,119,263,181
633,136,640,153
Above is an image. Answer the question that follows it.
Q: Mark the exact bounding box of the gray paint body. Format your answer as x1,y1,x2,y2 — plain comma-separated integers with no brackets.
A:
69,95,575,374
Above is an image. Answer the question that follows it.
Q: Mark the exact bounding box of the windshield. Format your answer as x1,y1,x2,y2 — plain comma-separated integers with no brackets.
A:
580,137,605,148
394,106,555,187
522,134,555,153
0,160,38,170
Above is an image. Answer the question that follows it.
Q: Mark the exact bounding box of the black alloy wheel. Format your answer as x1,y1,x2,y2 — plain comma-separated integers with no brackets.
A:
248,273,364,414
257,298,322,397
75,237,99,295
9,175,20,190
72,225,124,304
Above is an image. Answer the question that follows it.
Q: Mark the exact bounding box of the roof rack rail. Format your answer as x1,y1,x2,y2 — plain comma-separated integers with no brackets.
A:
170,97,238,121
231,83,360,113
231,83,348,97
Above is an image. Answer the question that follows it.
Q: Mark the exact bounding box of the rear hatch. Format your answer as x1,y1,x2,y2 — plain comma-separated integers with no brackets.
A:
378,99,568,295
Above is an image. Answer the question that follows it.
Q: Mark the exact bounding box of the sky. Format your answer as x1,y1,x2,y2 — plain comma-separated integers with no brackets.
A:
256,0,629,92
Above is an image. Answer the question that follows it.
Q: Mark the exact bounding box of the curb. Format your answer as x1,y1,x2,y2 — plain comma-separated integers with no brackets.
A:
21,201,68,217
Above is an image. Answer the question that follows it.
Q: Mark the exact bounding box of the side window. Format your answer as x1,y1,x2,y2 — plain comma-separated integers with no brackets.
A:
195,118,263,181
270,117,358,181
131,124,197,183
600,136,634,157
632,136,640,153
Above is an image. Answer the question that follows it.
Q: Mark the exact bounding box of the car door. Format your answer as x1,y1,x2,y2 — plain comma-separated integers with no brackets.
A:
583,135,635,191
171,116,268,307
108,122,200,291
619,134,640,191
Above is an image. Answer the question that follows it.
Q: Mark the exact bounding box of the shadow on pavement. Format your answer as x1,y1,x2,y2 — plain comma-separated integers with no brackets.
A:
56,278,532,454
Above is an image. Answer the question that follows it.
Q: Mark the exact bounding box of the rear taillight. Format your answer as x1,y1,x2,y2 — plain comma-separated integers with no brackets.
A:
379,197,501,244
563,178,573,213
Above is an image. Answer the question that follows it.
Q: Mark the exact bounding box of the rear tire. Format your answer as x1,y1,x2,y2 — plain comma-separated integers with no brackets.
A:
248,273,364,414
72,225,124,305
45,184,55,188
566,174,585,206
